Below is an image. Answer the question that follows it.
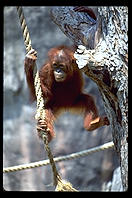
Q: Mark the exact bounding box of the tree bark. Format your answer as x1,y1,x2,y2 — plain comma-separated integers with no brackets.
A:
50,6,128,191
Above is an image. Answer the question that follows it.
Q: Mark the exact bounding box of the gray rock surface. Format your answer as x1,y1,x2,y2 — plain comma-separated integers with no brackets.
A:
103,167,123,191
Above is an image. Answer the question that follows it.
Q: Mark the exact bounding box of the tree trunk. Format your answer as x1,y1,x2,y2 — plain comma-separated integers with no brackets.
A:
50,6,128,191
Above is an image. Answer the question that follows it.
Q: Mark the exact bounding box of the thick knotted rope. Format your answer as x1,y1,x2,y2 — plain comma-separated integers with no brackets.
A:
16,6,78,191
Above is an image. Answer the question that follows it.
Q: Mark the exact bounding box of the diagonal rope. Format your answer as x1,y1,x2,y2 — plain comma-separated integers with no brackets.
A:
16,7,78,191
3,141,114,173
16,7,32,53
16,6,61,188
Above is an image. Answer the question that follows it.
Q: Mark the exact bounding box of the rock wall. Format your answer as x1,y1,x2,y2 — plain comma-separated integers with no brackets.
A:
4,6,119,191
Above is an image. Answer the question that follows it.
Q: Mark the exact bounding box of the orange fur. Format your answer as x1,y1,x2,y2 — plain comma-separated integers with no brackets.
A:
24,46,109,142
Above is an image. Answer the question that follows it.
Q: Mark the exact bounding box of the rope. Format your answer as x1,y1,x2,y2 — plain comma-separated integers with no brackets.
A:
16,6,77,191
17,6,60,188
16,6,44,119
3,141,114,173
16,7,32,53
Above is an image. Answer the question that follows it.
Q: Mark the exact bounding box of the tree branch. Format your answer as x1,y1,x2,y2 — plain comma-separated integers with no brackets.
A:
50,6,128,191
